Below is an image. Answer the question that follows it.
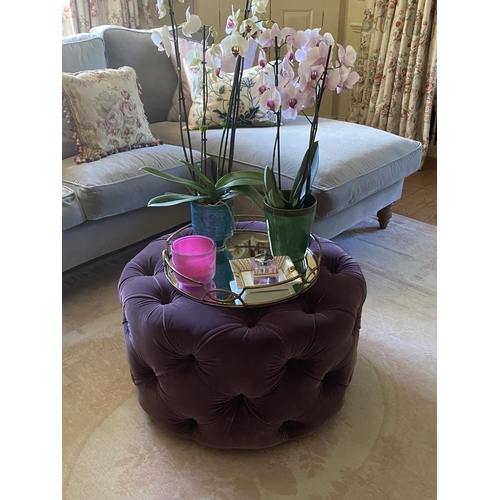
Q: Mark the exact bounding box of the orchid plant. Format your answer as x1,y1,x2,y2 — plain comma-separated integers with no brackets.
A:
142,0,359,212
255,24,360,209
141,0,268,210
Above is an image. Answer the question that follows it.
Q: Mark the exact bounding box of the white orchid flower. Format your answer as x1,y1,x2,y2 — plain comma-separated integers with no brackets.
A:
185,48,202,68
156,0,167,19
206,44,222,78
179,7,202,37
220,30,250,58
239,15,259,38
208,43,222,59
151,26,172,57
251,0,269,15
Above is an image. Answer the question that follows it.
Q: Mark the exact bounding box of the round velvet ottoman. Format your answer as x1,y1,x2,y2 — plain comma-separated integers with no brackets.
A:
118,221,366,449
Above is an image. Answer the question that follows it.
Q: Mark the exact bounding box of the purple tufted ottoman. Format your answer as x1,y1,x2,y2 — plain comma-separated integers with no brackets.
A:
118,221,366,449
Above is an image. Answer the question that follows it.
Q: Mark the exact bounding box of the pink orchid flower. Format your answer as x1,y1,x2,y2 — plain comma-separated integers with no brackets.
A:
281,27,297,48
258,49,267,68
256,68,273,95
293,28,322,51
325,66,341,91
280,84,309,120
337,44,357,67
337,66,360,92
281,52,295,81
259,23,283,48
260,86,281,112
298,60,325,91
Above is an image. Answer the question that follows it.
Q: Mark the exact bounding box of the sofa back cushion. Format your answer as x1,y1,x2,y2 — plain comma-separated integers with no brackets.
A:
62,35,108,159
62,34,108,73
90,25,177,125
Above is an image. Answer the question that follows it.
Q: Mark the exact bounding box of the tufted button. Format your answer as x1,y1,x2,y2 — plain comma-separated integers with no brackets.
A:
176,418,197,436
278,420,305,440
286,358,301,370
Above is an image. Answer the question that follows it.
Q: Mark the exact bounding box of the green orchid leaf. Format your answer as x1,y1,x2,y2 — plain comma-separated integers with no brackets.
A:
264,166,287,209
220,185,265,211
140,166,210,195
290,141,319,208
215,170,264,190
180,160,217,199
147,193,206,207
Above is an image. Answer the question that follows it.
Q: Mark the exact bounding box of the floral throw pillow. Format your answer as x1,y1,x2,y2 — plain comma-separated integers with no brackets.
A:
62,66,160,164
184,62,275,130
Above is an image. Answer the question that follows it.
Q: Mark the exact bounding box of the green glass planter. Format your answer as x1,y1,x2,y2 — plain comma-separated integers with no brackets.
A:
263,193,317,275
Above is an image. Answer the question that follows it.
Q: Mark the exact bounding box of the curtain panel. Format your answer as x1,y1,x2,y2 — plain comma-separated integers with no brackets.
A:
347,0,437,163
62,0,154,37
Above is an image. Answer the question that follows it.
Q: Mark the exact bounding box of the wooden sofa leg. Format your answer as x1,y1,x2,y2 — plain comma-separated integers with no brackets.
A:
377,203,394,229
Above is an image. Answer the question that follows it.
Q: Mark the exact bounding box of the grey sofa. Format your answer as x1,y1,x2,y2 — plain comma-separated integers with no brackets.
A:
62,25,422,272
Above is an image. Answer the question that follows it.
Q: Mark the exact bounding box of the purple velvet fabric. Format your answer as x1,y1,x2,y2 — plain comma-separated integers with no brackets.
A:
118,221,367,449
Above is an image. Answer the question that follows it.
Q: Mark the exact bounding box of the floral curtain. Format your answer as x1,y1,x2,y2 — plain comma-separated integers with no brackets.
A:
347,0,437,164
62,0,154,37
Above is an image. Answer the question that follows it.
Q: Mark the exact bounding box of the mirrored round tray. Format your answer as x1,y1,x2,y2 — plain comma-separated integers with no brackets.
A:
162,224,322,307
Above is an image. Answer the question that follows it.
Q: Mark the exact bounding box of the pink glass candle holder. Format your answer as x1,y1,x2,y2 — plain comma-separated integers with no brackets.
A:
170,235,216,287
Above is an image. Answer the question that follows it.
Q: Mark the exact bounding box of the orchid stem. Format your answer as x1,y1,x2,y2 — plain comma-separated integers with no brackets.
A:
168,0,194,169
273,36,281,191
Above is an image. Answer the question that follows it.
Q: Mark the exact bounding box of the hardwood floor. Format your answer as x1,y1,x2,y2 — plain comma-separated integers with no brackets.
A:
393,155,437,225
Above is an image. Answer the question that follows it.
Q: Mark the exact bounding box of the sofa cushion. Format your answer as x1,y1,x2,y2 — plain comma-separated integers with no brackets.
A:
185,63,275,130
62,34,108,73
62,185,85,230
62,35,109,160
150,117,422,219
62,66,160,164
90,25,178,125
167,36,260,122
62,144,202,221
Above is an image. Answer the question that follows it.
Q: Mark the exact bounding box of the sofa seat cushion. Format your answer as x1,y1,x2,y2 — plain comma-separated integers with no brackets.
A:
150,117,422,219
62,144,201,221
62,185,85,231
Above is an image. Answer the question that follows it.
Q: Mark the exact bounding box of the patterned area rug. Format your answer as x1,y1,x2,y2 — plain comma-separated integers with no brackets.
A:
62,214,437,500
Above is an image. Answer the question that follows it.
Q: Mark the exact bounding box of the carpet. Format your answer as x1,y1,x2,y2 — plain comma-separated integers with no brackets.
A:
62,214,436,500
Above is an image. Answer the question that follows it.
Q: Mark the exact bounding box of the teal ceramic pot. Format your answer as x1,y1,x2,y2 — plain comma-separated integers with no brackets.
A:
263,193,317,275
191,200,235,249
